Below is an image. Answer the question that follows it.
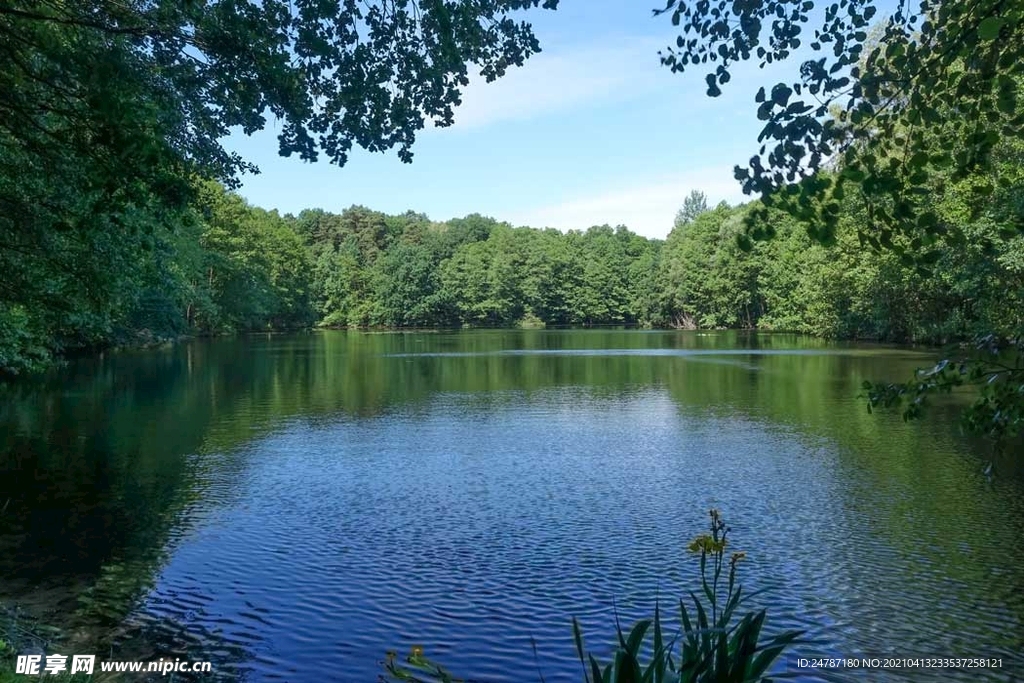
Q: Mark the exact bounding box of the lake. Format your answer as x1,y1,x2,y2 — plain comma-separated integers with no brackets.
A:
1,330,1023,682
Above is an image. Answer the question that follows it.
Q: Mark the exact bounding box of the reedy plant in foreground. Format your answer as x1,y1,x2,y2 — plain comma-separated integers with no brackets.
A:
571,509,802,683
381,510,803,683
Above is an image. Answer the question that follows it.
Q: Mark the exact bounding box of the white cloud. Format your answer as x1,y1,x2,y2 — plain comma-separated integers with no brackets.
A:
443,37,668,129
503,168,748,239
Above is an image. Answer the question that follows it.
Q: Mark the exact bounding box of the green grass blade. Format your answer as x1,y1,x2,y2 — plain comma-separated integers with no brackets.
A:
588,654,604,683
652,602,665,683
625,619,652,657
572,617,592,683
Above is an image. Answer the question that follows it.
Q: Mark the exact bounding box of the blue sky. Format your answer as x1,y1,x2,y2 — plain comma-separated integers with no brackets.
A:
225,0,806,239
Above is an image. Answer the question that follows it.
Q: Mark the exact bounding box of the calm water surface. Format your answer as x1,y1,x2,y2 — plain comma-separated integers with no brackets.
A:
2,330,1023,682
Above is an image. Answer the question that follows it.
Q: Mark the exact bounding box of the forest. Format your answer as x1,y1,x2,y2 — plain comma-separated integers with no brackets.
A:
3,167,1021,377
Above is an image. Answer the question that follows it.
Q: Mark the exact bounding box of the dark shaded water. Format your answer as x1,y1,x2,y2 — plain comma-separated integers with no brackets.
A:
2,330,1023,682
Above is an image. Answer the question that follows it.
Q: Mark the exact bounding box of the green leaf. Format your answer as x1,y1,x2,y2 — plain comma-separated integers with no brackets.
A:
770,83,793,106
706,74,722,97
625,619,652,656
908,151,929,169
589,655,605,683
978,16,1005,41
652,603,666,683
842,167,865,182
573,617,592,683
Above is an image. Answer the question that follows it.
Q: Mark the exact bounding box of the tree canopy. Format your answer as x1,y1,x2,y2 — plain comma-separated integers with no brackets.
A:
0,0,558,373
1,0,559,178
655,0,1023,257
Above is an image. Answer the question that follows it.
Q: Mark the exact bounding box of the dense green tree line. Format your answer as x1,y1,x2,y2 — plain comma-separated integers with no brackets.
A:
660,181,1023,344
0,180,314,373
2,167,1021,374
293,208,662,329
281,144,1021,344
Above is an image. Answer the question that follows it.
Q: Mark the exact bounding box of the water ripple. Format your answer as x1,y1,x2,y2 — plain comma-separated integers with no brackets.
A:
107,388,1024,683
